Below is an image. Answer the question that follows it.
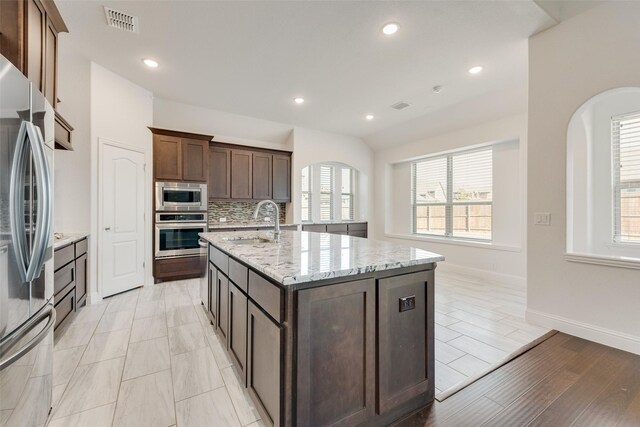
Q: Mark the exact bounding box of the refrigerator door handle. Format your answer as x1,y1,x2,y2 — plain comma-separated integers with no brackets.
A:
24,124,52,282
0,304,55,372
9,121,31,283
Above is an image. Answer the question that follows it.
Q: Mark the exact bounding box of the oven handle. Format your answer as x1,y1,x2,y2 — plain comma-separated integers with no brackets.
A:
155,223,208,229
198,239,208,248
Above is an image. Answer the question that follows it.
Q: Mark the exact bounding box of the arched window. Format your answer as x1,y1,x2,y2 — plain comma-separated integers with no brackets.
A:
566,87,640,264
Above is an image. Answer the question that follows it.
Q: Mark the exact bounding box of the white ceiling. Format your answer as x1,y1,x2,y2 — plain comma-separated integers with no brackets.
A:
57,0,558,147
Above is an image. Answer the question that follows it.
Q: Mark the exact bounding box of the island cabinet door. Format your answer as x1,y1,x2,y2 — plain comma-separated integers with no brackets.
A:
296,279,376,426
228,282,247,384
377,270,434,415
208,263,218,328
217,272,229,344
247,300,282,427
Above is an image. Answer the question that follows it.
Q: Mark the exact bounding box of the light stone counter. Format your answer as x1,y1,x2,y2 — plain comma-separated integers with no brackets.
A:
200,230,444,286
53,232,89,250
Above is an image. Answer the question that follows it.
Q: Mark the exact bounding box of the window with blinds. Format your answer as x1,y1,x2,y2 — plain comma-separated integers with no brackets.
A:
613,111,640,243
319,165,334,221
301,166,311,222
341,167,354,220
412,148,493,240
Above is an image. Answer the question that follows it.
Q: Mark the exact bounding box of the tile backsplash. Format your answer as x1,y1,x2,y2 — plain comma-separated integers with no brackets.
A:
208,201,287,226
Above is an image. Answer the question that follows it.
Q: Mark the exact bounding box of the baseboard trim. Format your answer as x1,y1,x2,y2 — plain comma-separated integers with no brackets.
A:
526,308,640,355
87,291,103,305
436,262,526,287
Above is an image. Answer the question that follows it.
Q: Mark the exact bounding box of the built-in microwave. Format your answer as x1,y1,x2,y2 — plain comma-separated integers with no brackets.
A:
155,181,207,211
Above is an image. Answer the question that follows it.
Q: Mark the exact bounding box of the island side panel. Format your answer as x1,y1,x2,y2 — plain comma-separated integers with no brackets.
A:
296,278,376,426
377,270,434,415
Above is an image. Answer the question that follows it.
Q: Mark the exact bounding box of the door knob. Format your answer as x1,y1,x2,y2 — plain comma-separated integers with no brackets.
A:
105,227,111,231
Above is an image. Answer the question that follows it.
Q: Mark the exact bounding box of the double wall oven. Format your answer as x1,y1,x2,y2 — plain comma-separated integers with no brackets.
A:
154,182,207,260
155,212,207,258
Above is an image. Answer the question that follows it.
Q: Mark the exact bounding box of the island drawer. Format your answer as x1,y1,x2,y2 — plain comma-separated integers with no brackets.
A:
229,258,248,292
210,246,229,275
54,261,75,296
75,238,88,258
248,271,283,323
54,244,75,271
326,224,348,233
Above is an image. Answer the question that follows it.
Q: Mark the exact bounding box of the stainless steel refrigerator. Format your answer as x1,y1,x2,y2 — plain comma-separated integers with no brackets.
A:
0,54,56,426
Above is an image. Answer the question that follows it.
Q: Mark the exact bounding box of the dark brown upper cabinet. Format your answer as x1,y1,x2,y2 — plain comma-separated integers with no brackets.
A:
182,139,209,182
252,152,272,200
231,149,253,199
209,146,231,199
150,128,213,183
1,0,74,149
209,141,292,202
272,154,291,202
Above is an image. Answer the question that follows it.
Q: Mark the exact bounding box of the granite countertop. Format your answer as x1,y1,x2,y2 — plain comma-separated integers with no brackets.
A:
53,232,89,250
200,230,444,286
209,222,299,230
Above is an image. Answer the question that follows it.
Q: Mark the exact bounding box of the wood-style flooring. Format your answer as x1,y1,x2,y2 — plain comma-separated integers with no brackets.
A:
396,332,640,427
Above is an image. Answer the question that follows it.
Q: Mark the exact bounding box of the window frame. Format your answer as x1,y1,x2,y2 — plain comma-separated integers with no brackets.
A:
301,166,312,222
412,147,493,241
612,111,640,244
301,163,357,222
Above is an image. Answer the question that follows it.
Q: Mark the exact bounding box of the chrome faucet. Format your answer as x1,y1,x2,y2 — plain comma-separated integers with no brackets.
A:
254,200,280,240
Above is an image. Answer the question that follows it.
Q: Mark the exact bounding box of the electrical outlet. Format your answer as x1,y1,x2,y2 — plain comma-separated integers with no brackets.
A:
219,217,226,223
264,217,270,222
399,295,416,312
534,212,550,226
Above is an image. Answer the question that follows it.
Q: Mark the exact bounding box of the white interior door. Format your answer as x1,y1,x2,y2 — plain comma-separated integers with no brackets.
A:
101,143,145,297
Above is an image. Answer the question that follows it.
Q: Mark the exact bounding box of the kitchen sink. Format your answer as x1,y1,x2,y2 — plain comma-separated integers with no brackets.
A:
224,237,277,245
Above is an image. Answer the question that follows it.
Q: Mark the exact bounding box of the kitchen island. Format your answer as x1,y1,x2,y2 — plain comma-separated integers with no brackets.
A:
199,230,443,427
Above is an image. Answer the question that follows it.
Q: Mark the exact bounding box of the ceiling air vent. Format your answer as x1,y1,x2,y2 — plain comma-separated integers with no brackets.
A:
104,7,138,33
391,101,411,111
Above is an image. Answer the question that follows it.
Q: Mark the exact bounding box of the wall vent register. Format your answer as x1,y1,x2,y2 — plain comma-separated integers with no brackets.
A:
104,7,139,33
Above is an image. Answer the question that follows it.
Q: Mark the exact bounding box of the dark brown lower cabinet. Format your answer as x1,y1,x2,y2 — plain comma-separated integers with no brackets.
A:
377,271,434,414
247,301,282,427
75,253,87,305
228,282,247,382
54,289,74,329
154,256,203,283
208,263,218,327
296,279,376,426
217,272,229,343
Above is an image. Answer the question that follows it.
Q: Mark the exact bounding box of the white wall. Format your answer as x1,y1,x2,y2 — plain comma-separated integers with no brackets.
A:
89,63,154,301
290,127,374,226
153,98,292,151
54,42,91,233
373,113,528,281
527,2,640,354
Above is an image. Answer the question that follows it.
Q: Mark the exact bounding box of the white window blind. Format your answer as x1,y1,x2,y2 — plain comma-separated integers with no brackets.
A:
319,165,334,221
301,166,311,222
613,111,640,243
413,148,493,240
341,167,354,220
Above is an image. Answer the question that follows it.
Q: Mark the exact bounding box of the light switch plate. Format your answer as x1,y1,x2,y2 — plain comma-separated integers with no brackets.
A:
534,212,550,225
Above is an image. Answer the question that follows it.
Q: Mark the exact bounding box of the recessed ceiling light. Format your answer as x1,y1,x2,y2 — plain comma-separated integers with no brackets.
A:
143,58,159,68
365,114,374,120
382,22,399,35
468,65,483,74
293,97,305,104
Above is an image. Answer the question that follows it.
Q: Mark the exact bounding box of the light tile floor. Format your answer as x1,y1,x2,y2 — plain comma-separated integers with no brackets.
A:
434,270,551,397
50,271,550,425
50,278,265,427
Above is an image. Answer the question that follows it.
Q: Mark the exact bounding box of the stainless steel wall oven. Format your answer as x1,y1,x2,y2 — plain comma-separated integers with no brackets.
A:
155,212,207,258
